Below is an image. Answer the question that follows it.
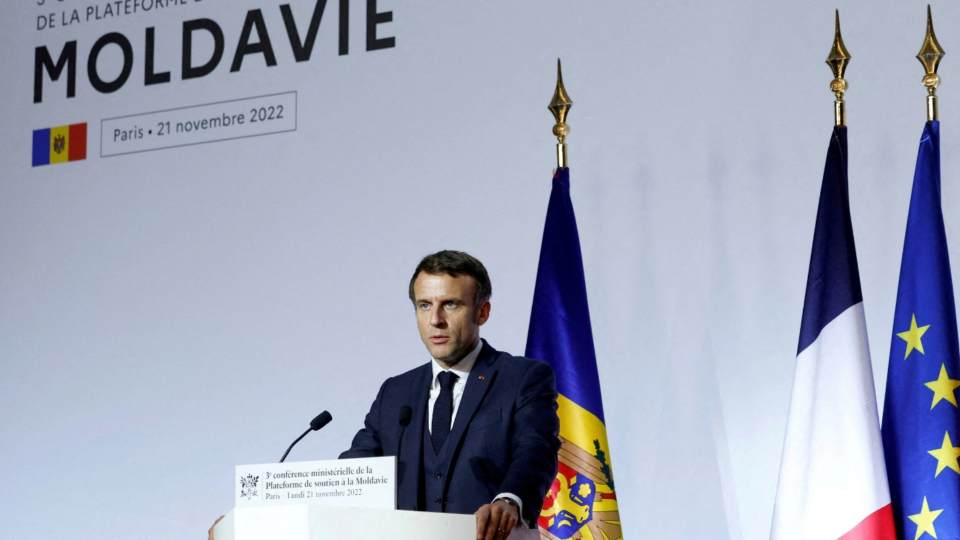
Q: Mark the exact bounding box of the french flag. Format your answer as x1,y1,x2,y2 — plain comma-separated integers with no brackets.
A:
770,127,896,540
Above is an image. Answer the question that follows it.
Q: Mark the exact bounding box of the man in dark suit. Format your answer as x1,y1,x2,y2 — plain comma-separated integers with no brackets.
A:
340,250,560,540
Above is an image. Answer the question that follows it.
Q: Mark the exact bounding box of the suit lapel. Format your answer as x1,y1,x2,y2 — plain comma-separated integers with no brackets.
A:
398,363,431,510
445,341,499,457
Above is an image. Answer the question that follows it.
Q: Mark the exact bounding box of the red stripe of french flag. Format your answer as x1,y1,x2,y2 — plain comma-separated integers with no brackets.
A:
838,505,896,540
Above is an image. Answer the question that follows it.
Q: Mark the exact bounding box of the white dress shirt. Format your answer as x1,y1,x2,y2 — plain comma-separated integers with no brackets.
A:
426,340,527,526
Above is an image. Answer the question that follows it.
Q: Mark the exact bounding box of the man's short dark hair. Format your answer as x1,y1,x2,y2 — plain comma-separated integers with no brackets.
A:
408,250,492,308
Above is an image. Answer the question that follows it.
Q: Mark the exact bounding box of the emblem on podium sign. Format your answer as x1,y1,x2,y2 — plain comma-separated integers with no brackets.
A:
240,474,259,500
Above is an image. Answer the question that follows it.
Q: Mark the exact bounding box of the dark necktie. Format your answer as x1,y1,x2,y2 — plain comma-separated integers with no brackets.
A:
431,371,459,453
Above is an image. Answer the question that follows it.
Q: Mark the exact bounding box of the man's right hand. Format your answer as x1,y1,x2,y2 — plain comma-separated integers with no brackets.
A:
208,515,224,540
475,500,520,540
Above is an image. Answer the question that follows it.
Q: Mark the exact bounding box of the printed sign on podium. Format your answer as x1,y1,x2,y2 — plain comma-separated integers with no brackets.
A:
235,456,396,510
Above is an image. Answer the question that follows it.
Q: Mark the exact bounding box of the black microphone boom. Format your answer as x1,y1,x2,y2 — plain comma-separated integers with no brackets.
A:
395,405,413,497
396,406,412,456
279,411,333,463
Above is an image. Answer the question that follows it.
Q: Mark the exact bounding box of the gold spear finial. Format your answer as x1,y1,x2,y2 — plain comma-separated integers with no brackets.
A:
917,5,945,121
548,59,573,168
826,9,851,126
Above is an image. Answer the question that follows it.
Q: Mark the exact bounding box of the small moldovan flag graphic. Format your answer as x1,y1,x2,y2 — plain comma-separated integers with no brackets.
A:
32,123,87,167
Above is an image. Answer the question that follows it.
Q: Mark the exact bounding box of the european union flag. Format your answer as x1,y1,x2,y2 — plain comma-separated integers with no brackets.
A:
882,121,960,540
526,168,621,540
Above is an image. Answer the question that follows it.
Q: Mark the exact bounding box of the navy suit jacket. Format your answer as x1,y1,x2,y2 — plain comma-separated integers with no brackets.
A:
339,340,560,523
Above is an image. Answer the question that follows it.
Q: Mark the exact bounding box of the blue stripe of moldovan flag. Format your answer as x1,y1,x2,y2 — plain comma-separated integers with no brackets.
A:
32,128,50,167
525,167,605,421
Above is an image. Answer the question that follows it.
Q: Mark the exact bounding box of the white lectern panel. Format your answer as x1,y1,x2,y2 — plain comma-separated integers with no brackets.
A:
214,505,539,540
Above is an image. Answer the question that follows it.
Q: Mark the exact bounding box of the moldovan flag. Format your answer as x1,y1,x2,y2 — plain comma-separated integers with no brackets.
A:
770,127,895,540
881,120,960,540
526,168,621,540
32,123,87,167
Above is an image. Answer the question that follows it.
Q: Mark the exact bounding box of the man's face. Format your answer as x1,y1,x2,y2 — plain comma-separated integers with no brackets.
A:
413,272,490,367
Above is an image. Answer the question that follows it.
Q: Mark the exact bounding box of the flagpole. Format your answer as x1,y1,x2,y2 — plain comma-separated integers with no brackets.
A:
548,59,573,168
917,5,944,121
826,10,850,127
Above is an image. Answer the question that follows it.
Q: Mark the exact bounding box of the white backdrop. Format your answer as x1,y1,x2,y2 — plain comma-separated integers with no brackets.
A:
3,1,960,538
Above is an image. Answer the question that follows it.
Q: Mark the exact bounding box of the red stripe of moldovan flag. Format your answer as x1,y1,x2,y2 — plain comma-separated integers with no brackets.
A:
69,123,87,161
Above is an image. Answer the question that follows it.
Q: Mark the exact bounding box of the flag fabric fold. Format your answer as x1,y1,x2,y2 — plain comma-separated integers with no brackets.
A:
526,168,621,540
882,120,960,540
771,127,895,540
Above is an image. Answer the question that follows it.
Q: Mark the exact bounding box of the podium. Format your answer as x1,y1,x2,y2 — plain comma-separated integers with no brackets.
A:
214,505,539,540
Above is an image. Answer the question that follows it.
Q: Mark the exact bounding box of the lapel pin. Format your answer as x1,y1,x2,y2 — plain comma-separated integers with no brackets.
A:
478,375,485,380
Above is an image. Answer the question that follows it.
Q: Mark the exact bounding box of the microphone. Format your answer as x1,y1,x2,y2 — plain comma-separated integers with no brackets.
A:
399,406,412,428
311,411,333,431
279,411,333,463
